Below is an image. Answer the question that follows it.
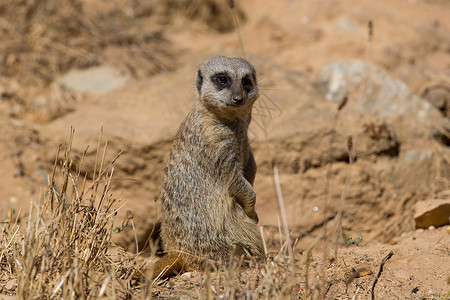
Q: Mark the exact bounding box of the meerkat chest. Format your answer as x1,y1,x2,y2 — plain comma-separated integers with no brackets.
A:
229,125,250,167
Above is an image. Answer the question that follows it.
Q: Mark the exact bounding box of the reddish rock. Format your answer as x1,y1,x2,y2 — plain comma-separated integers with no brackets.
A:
414,199,450,229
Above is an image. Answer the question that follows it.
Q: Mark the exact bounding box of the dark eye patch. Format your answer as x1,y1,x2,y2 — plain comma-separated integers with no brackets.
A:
242,75,252,87
214,73,230,88
242,74,254,93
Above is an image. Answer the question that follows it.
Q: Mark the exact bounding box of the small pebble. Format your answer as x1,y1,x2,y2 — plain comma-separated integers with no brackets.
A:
446,226,450,234
181,272,193,281
5,279,17,290
394,269,411,280
399,260,409,265
428,226,435,231
166,280,175,288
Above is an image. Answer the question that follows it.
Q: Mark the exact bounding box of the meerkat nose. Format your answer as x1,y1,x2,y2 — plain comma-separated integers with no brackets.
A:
232,96,243,105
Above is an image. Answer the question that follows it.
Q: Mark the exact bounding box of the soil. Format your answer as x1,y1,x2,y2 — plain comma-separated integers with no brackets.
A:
1,0,449,298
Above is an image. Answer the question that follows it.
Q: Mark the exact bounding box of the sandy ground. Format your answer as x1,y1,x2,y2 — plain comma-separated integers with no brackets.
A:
0,0,449,298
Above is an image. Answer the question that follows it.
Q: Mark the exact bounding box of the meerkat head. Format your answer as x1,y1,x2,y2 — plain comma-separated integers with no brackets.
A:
195,56,259,117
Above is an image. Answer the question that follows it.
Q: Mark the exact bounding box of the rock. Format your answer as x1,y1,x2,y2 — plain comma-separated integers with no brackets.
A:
388,239,398,245
403,149,434,163
42,59,198,148
391,148,448,196
393,148,434,177
420,82,450,118
58,65,130,94
31,94,51,109
395,269,411,280
318,60,449,141
334,16,358,34
5,279,16,290
181,272,193,281
344,263,373,284
414,199,450,229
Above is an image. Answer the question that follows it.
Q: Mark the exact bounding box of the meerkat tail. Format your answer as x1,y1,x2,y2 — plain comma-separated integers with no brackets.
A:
151,252,186,280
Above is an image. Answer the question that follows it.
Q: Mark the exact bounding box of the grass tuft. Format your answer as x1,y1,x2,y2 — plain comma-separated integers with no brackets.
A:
0,130,152,299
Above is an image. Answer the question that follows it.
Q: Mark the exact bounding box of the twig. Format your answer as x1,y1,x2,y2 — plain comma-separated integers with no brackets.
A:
371,250,394,300
262,223,346,246
227,0,246,60
273,166,294,273
259,226,268,256
351,286,360,300
334,135,355,260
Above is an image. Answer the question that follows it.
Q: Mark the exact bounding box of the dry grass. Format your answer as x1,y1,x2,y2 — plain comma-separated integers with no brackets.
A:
154,0,246,32
0,0,175,86
0,130,148,299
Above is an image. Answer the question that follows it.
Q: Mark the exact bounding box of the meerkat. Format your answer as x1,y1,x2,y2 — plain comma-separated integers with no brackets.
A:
152,56,264,279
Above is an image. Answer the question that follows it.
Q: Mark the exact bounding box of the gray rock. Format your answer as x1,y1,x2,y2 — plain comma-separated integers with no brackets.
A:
420,82,450,117
31,94,50,109
58,65,130,94
334,16,358,34
318,60,449,140
392,148,440,194
403,149,434,163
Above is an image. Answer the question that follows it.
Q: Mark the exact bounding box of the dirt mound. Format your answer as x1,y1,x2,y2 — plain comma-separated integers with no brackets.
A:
31,57,449,252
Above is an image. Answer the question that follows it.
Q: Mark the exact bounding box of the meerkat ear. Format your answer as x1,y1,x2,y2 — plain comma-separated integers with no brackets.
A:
196,69,203,93
251,67,257,84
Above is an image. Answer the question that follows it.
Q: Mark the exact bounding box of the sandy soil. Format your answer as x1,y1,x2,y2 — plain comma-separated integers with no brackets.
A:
0,0,449,298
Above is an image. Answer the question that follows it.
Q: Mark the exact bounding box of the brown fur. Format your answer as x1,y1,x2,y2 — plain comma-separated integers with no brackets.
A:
154,56,264,278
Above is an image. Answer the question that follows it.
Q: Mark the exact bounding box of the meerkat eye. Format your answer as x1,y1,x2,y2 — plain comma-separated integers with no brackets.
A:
215,74,229,86
242,75,252,87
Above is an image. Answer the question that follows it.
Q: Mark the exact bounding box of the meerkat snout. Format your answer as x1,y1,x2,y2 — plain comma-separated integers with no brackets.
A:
232,96,243,105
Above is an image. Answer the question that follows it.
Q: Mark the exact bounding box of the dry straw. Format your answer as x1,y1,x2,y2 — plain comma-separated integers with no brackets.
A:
0,129,152,299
